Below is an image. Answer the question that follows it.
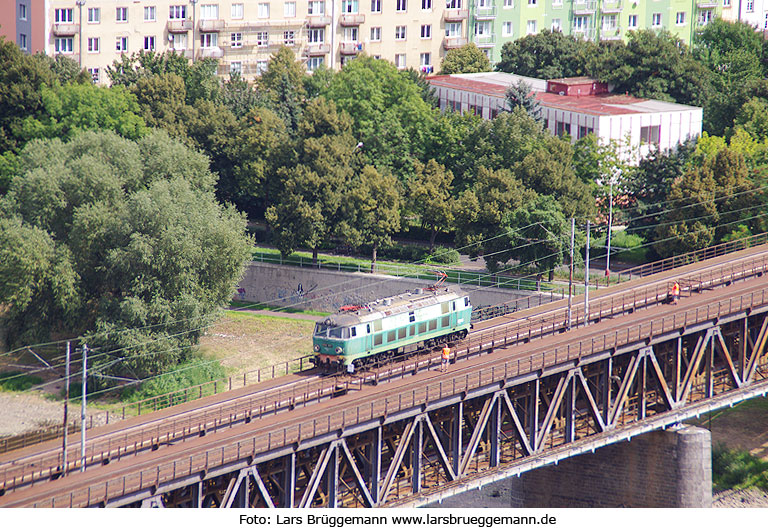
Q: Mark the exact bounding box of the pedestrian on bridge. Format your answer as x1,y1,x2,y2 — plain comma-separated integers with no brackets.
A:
671,281,680,305
441,344,451,372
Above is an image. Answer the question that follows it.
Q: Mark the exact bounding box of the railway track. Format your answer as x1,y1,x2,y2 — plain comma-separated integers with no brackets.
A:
2,244,768,499
4,273,768,508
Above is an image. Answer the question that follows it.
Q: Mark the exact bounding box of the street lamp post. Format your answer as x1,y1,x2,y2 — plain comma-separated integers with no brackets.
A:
76,0,85,68
190,0,197,62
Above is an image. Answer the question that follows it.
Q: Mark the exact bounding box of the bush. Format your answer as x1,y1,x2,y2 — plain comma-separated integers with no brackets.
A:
426,246,460,265
120,355,228,404
0,371,43,392
712,443,768,492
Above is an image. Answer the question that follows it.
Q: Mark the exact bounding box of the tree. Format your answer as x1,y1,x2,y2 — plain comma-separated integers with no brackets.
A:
439,43,491,75
339,166,402,272
505,80,542,123
220,72,264,119
0,130,252,377
259,47,307,131
496,30,597,79
407,160,455,252
265,98,356,263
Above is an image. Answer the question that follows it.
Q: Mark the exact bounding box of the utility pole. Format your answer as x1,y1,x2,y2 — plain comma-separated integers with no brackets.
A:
191,0,197,62
584,221,590,327
61,342,70,476
568,218,575,330
606,177,614,279
76,0,85,68
80,343,88,473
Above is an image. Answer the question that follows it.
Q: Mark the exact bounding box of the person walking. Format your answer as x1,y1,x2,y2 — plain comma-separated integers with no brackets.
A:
671,281,680,305
441,344,451,372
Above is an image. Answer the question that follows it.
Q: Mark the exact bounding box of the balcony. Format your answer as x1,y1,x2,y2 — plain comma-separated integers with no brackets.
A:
305,43,331,56
474,6,497,19
444,9,468,21
52,23,79,36
474,34,496,47
601,0,623,13
572,0,597,14
340,41,364,55
697,0,718,6
306,15,331,27
166,20,192,33
600,26,622,40
198,47,224,59
443,36,468,49
198,19,225,31
339,13,365,26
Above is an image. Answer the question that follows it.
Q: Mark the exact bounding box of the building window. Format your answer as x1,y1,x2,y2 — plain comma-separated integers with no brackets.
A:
475,21,491,35
285,1,296,17
447,0,462,8
421,24,431,38
308,56,325,71
170,5,187,19
19,3,27,20
765,12,768,29
420,52,431,71
230,61,242,75
308,1,325,14
395,53,406,68
723,0,731,5
284,30,295,45
746,0,754,11
87,7,100,23
116,36,128,51
55,37,73,53
87,37,100,52
395,25,406,40
258,2,270,17
144,35,156,50
555,121,571,136
651,13,661,26
640,125,661,145
200,4,219,19
528,0,537,5
675,11,685,25
396,0,407,11
231,32,243,47
342,0,358,13
370,27,381,41
308,28,324,42
144,6,156,21
574,15,588,31
231,3,244,18
699,9,713,24
200,33,218,47
18,33,27,51
55,8,74,23
504,0,513,7
553,0,563,5
602,14,616,30
88,67,100,83
343,26,358,41
552,18,561,31
446,22,462,37
172,33,187,49
256,32,269,46
256,61,268,75
526,19,537,34
422,0,432,8
116,7,128,22
578,125,594,139
628,14,637,27
502,21,513,36
371,0,381,11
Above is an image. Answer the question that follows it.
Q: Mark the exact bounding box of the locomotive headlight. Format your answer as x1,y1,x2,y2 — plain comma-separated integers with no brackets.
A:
335,347,343,354
313,345,320,352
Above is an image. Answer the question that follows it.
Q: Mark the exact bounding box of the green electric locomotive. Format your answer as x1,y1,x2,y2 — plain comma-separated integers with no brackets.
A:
312,287,472,372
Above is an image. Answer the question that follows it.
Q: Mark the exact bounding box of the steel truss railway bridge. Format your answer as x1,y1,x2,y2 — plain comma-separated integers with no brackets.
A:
2,246,768,508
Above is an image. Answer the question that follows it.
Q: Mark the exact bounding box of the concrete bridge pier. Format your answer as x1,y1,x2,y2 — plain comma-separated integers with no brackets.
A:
432,425,712,508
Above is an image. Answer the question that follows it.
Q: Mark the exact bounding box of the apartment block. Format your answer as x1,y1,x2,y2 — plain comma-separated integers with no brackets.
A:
33,0,465,83
466,0,724,64
0,0,46,54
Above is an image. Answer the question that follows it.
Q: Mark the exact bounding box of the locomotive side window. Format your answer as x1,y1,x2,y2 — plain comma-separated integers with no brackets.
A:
329,327,349,339
351,327,356,337
374,319,382,332
387,330,396,342
367,324,371,334
374,334,383,346
398,327,407,340
409,325,416,336
465,297,469,306
418,323,427,334
428,319,437,331
441,302,449,314
441,316,450,327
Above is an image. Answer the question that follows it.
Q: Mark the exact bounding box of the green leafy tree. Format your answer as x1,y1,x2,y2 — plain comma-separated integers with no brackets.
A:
339,166,402,272
454,166,536,272
439,43,491,74
0,130,252,376
496,29,597,79
266,98,356,263
220,71,263,118
304,63,335,99
259,47,307,131
33,53,90,84
407,159,455,252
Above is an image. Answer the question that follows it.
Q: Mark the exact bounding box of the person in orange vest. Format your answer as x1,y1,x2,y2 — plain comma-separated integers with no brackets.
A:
441,344,451,372
671,281,680,305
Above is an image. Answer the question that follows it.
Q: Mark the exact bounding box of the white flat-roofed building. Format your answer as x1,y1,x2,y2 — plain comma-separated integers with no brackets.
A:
428,72,703,163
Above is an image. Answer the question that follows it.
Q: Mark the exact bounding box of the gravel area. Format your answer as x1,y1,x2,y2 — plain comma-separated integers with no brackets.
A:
0,391,108,438
713,488,768,508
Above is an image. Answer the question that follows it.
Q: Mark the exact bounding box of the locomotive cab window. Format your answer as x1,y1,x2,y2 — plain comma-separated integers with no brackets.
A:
452,301,456,311
464,297,469,307
350,326,357,337
441,302,449,314
409,311,415,323
366,323,371,334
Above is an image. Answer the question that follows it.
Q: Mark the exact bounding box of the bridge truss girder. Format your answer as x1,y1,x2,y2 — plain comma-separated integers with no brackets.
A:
126,311,768,508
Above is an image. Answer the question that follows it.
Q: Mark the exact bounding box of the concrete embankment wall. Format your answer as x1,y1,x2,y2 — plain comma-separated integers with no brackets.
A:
236,262,559,313
430,425,712,508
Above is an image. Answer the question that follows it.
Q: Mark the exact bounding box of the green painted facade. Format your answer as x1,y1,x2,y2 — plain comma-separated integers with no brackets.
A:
467,0,722,63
